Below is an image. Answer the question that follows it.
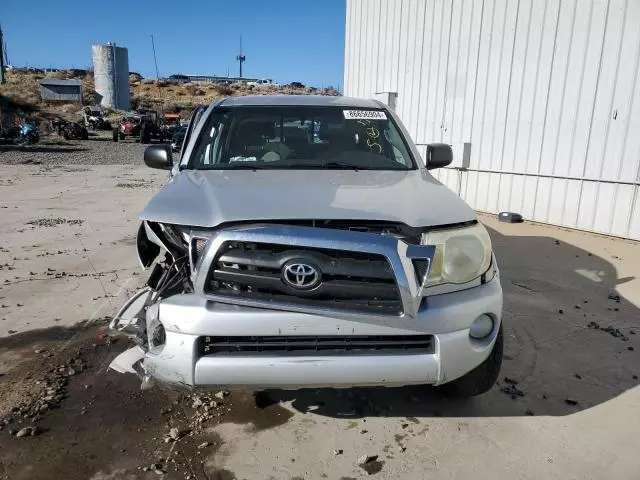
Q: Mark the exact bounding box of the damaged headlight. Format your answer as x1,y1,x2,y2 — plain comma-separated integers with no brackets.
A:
421,223,493,287
158,223,188,250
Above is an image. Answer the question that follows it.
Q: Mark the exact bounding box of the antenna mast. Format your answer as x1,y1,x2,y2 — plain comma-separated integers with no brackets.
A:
151,34,160,80
0,25,5,84
236,36,246,78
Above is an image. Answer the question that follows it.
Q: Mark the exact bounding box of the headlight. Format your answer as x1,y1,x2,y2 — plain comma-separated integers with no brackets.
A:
421,223,492,286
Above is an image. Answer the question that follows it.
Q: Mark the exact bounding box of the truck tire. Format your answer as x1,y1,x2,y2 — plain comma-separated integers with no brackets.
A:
140,126,150,144
437,325,503,398
112,128,119,142
81,130,89,140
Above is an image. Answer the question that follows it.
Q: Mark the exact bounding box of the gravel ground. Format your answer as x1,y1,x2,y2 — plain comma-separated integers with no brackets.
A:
0,131,147,166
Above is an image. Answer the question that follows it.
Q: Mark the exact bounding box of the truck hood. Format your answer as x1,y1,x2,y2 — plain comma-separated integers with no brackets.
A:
140,169,475,228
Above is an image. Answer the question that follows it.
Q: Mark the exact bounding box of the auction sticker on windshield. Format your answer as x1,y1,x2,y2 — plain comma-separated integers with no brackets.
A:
343,110,387,120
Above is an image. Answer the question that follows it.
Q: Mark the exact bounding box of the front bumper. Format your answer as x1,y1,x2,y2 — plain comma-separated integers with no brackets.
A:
142,275,502,389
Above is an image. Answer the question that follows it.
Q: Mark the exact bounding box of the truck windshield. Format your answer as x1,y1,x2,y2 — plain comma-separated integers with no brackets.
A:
189,106,416,170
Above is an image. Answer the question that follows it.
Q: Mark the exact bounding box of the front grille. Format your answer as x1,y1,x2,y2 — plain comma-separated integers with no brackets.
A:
205,242,403,315
198,335,433,356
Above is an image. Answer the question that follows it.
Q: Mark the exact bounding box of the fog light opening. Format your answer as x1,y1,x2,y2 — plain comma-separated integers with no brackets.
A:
470,314,494,339
150,321,166,348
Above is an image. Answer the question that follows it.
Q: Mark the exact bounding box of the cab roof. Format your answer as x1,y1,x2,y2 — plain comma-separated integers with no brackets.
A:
217,95,382,109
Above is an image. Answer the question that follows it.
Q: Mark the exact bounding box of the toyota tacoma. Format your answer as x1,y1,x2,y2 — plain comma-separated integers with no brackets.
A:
109,95,503,397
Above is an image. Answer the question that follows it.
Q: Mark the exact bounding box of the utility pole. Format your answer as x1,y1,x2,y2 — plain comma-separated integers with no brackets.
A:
236,36,246,79
151,34,159,80
0,25,5,84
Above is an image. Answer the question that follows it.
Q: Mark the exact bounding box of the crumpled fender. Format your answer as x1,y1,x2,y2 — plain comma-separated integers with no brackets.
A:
136,222,160,269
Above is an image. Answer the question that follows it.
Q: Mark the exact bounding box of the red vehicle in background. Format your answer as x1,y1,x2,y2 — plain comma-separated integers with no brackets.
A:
113,111,164,143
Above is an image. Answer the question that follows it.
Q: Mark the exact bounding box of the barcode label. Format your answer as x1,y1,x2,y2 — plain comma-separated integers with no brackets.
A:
343,110,387,120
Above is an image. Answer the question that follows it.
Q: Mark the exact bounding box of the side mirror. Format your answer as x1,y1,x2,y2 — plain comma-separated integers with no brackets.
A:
144,144,173,170
426,143,453,170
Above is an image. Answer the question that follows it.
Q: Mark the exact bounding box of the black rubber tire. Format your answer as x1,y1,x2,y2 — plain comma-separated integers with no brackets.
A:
63,131,70,140
81,130,89,140
112,128,119,142
438,324,503,398
140,126,150,144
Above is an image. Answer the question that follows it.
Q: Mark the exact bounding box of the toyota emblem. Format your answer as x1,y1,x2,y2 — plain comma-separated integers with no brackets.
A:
282,262,321,290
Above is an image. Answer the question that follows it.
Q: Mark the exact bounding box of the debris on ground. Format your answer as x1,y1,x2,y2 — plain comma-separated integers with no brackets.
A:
358,454,378,465
197,441,210,450
504,377,519,385
564,398,579,406
525,409,535,416
500,383,525,399
357,454,384,475
608,293,621,303
333,449,343,455
214,390,230,400
14,426,39,437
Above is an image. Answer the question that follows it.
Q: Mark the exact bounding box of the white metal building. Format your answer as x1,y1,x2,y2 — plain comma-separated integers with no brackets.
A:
344,0,640,240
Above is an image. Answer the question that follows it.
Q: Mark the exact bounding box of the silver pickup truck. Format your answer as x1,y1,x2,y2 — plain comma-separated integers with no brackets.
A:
109,95,503,398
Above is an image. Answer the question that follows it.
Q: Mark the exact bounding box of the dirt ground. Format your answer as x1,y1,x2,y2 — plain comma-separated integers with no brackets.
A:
0,138,639,479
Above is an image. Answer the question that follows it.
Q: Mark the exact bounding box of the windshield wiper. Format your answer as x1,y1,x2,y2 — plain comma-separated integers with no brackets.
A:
321,162,372,170
223,164,265,170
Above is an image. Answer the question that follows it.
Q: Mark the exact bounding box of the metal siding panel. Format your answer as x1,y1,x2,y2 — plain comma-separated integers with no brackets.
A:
628,189,640,239
547,178,568,225
486,173,501,213
396,0,411,121
500,0,531,174
533,177,552,222
619,35,640,183
562,180,582,228
436,0,453,143
442,0,464,147
521,176,538,219
344,0,353,93
475,172,492,211
389,0,402,93
610,185,635,237
583,0,626,180
415,0,438,144
592,182,617,233
509,175,526,212
497,174,512,212
568,0,609,178
461,0,483,145
374,0,386,93
527,0,561,177
464,171,479,207
576,181,598,230
489,0,518,172
470,0,493,170
408,0,428,136
539,0,578,177
426,0,445,143
602,0,640,183
476,0,502,172
553,0,593,178
401,0,421,136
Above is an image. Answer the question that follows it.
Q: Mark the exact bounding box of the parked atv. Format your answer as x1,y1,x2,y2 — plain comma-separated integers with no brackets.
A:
62,121,89,140
159,113,181,139
113,112,164,144
83,106,111,130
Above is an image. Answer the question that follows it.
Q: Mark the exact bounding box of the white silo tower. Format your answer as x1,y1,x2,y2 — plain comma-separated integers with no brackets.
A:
92,43,130,111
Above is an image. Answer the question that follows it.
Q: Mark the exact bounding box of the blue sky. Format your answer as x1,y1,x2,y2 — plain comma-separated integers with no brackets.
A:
2,0,346,88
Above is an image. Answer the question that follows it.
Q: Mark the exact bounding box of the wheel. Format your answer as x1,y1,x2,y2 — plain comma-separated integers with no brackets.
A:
112,128,119,142
437,324,503,398
63,131,70,140
140,126,150,144
81,130,89,140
